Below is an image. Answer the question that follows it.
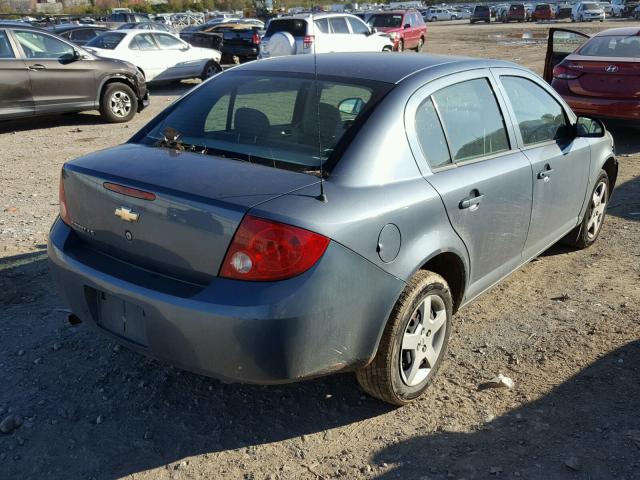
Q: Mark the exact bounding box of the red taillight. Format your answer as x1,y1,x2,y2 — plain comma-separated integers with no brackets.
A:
252,32,261,45
303,35,314,49
103,182,156,201
59,169,72,226
220,215,329,281
553,64,583,80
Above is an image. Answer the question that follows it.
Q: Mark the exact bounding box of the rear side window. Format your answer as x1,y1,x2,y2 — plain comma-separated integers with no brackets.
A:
0,31,14,58
265,19,307,37
432,79,510,163
415,98,451,169
501,76,569,146
314,18,329,33
329,17,349,34
86,31,125,49
579,35,640,57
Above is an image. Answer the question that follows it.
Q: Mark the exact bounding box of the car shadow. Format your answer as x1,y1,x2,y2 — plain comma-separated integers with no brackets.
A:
0,112,107,133
605,121,640,156
372,340,640,479
0,251,392,479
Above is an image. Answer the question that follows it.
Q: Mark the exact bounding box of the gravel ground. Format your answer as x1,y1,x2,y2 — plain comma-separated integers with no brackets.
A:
1,19,639,480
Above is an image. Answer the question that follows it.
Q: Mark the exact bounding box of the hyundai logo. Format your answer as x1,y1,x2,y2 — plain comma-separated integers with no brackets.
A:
605,65,619,73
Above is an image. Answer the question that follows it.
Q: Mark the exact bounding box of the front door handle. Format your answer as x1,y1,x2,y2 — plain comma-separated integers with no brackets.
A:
27,64,46,71
537,165,554,180
459,192,484,210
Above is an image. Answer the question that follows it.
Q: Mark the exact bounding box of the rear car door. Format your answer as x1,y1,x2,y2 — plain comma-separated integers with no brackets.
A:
494,69,591,259
12,29,96,114
405,71,533,301
328,16,351,52
0,29,34,119
543,28,590,82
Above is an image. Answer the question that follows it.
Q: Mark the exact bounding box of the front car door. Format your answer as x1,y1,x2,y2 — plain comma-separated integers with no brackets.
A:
127,32,163,80
152,33,199,80
493,68,591,260
346,16,373,52
0,28,34,119
543,28,590,82
11,29,96,114
405,70,533,302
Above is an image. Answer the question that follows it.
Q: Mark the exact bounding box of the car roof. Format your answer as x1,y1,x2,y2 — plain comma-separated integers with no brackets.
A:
52,24,107,31
235,53,518,85
594,27,640,36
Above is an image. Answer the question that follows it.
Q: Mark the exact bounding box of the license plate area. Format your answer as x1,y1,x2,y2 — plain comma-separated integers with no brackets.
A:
96,291,148,347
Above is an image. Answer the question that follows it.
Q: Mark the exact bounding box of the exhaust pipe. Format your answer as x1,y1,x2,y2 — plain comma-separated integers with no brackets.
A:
67,314,82,326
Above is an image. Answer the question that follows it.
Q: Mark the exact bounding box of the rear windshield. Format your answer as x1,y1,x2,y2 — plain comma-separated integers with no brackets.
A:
579,34,640,57
85,31,125,49
475,5,490,12
535,4,550,10
510,5,525,11
583,2,600,8
369,14,403,28
134,71,391,172
265,19,307,37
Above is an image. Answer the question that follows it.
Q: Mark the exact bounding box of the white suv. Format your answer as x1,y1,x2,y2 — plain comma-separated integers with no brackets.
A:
259,13,393,58
571,1,606,20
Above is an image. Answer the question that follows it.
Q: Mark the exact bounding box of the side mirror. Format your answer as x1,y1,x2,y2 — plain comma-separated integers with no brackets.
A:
339,97,365,115
404,23,411,29
73,49,81,60
576,116,605,138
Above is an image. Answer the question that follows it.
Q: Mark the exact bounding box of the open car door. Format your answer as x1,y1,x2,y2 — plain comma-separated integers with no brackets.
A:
543,28,590,82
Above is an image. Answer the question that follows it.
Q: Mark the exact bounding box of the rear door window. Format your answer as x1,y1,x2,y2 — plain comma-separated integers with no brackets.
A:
130,33,158,51
71,29,98,42
500,76,569,146
314,18,329,33
0,31,15,58
85,31,125,49
432,78,510,163
329,17,349,34
415,98,452,169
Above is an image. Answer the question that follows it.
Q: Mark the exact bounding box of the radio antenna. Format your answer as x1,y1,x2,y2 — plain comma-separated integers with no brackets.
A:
313,8,327,203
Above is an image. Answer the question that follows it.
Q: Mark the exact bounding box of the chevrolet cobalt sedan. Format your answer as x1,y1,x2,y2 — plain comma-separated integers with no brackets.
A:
49,54,617,405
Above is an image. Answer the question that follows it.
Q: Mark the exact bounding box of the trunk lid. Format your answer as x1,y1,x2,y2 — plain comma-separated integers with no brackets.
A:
63,143,318,284
565,54,640,98
222,28,260,46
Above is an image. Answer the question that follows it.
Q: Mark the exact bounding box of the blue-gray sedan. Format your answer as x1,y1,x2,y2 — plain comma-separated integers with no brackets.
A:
49,53,618,405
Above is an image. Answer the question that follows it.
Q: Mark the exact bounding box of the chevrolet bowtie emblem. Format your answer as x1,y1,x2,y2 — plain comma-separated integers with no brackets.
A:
114,207,139,222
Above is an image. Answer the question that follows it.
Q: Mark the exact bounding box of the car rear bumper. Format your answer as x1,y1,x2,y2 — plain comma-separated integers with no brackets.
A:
561,93,640,120
48,219,404,384
221,45,259,58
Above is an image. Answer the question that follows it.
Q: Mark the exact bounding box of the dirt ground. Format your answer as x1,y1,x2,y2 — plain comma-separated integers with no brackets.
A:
1,19,639,480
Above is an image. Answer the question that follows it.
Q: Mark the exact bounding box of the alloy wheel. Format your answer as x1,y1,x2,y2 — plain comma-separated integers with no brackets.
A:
400,294,447,387
586,180,607,240
109,91,132,119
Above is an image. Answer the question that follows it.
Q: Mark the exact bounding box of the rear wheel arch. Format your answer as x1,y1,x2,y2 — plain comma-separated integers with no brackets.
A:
418,252,466,313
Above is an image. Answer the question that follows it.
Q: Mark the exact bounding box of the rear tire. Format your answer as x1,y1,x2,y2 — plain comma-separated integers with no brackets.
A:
415,36,424,52
100,82,137,124
356,270,453,406
562,170,609,249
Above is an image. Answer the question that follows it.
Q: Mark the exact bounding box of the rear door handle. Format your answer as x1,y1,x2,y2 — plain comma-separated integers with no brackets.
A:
459,193,484,210
537,165,554,180
27,64,45,71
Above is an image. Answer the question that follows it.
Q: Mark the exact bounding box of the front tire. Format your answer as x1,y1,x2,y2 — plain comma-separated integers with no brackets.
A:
356,270,453,406
100,82,137,123
563,170,609,249
201,60,221,80
397,39,404,52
